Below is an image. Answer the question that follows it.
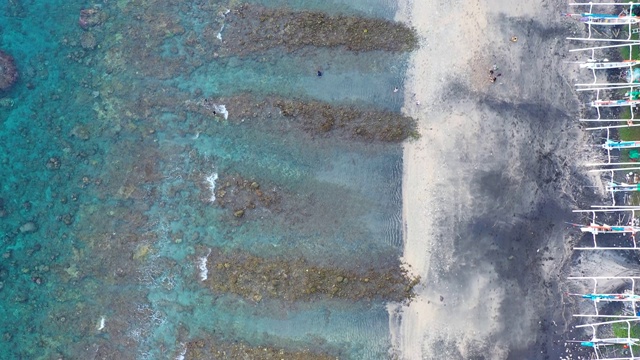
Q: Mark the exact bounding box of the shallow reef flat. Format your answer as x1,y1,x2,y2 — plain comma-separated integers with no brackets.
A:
185,93,418,142
183,335,341,360
221,4,418,55
203,247,418,303
0,0,416,358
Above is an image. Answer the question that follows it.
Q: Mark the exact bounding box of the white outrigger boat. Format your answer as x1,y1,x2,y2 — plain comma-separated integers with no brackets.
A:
578,222,640,235
571,207,640,250
566,12,640,26
603,139,640,150
607,181,640,193
572,318,640,359
567,2,640,42
579,59,640,70
592,98,640,107
569,276,640,317
570,292,640,302
570,43,640,87
592,89,640,107
573,58,640,87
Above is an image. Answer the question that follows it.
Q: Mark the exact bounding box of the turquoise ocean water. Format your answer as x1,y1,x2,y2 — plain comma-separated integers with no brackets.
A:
0,1,410,358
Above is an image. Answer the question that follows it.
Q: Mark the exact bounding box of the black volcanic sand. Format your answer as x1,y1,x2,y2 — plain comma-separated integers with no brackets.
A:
397,1,608,359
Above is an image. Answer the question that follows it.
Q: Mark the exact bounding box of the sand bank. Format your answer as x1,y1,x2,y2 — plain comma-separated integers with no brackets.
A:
392,0,589,358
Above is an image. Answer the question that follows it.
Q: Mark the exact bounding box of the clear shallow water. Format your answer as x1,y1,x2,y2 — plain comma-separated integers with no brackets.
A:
0,0,409,359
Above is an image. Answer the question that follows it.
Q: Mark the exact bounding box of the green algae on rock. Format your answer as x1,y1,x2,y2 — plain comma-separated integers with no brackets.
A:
204,248,419,303
220,4,419,55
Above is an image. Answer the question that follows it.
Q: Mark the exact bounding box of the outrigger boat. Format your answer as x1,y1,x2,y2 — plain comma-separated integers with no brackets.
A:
592,90,640,107
567,1,640,48
573,337,640,353
571,208,640,249
591,134,640,196
591,98,640,107
570,292,640,301
603,139,640,150
579,59,640,70
565,12,640,26
607,181,640,193
578,223,640,235
569,277,640,317
572,318,640,359
573,59,640,88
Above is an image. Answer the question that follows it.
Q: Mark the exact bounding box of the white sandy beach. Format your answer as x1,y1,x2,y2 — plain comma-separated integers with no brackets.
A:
392,0,588,358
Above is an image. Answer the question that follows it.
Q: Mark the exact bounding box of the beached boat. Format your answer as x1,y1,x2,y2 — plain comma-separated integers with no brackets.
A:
570,208,640,249
579,59,640,69
579,222,640,234
572,292,640,301
570,314,640,360
603,139,640,149
568,12,640,26
591,98,640,107
606,181,640,192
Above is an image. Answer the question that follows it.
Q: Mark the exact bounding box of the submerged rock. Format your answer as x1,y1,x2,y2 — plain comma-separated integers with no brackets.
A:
19,221,37,234
0,50,18,92
80,32,97,50
203,173,280,218
78,8,107,30
70,124,91,140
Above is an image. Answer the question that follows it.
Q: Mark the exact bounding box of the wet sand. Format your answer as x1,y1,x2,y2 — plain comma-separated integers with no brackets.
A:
392,0,594,358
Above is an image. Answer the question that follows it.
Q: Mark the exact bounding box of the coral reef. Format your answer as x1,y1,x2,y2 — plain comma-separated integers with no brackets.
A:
78,8,107,30
80,32,97,50
221,4,419,55
184,337,339,360
0,51,18,92
204,248,419,303
200,173,280,218
274,98,418,141
0,0,418,357
186,94,419,142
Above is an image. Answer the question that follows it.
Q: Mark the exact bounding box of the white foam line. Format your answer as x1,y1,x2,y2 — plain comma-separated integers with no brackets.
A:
205,172,219,202
97,316,106,331
214,104,228,120
217,24,224,40
199,248,212,281
175,342,187,360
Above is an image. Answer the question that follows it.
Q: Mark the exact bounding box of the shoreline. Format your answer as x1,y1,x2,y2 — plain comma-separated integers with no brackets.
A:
392,0,586,358
392,0,497,357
